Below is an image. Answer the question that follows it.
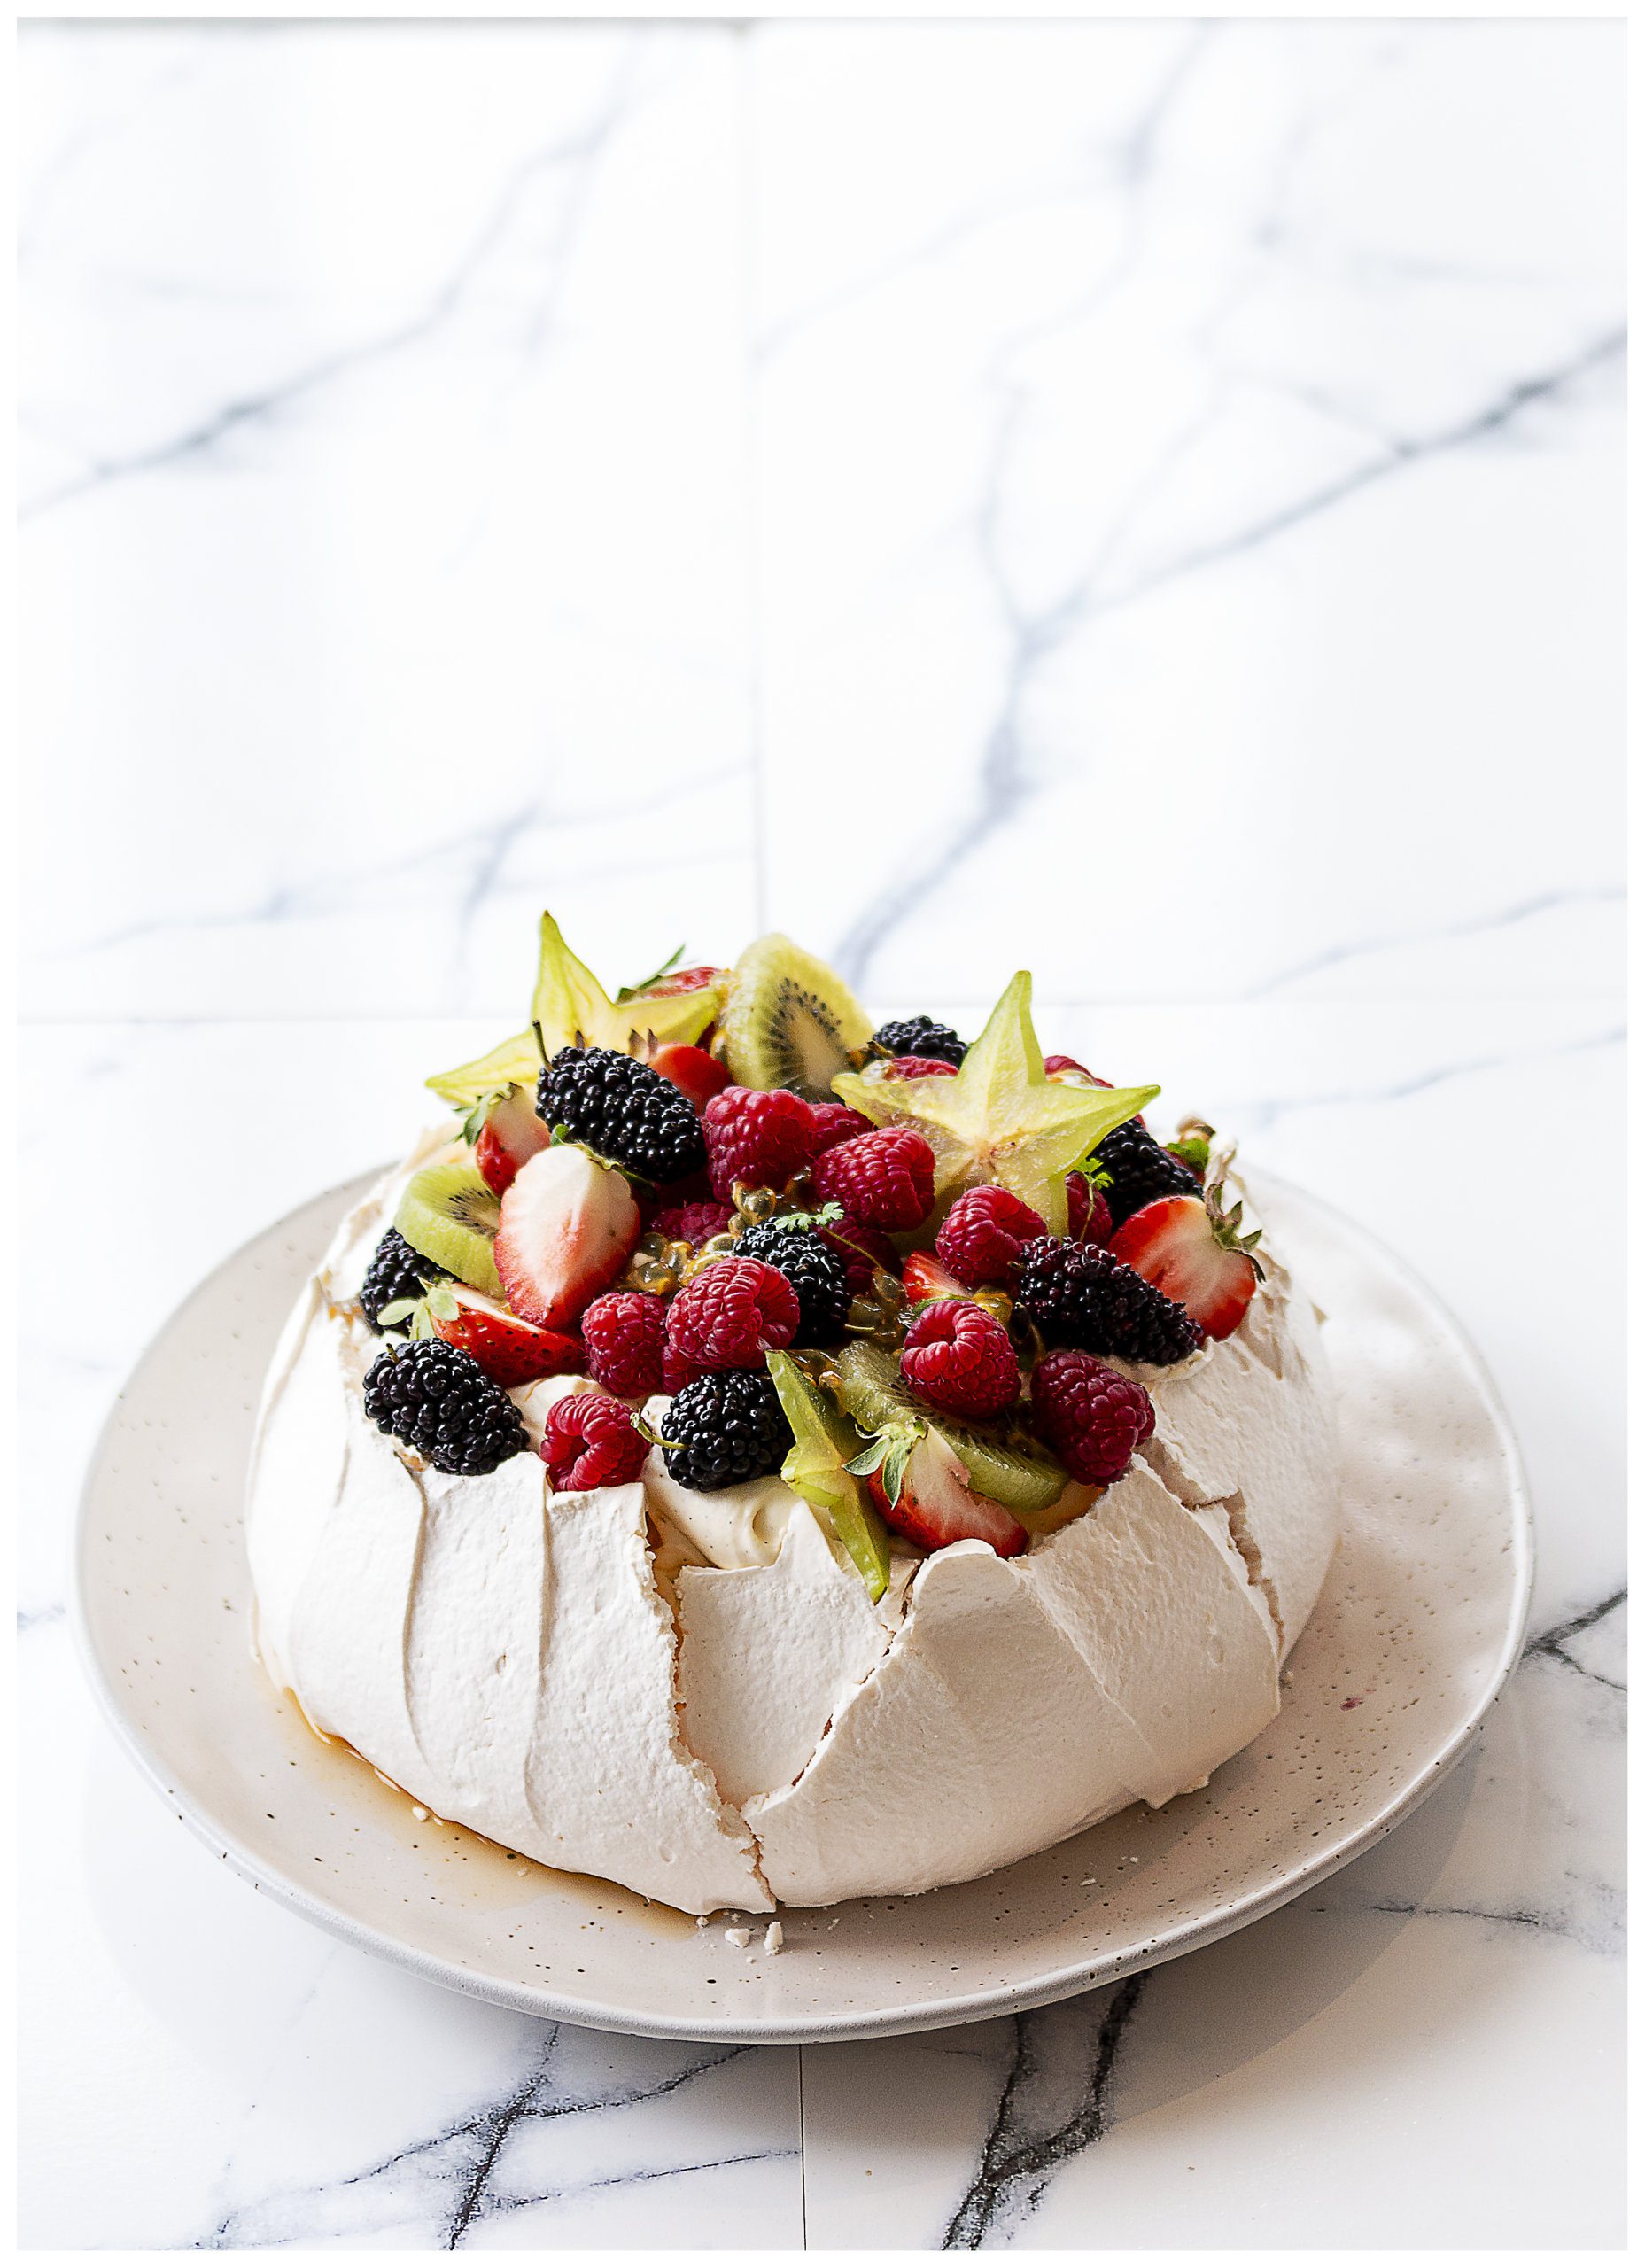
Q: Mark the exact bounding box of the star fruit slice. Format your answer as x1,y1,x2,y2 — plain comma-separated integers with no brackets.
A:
426,912,726,1117
832,971,1156,1236
766,1351,892,1602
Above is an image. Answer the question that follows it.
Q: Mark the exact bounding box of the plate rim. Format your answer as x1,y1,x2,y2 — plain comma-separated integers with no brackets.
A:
71,1168,1535,2045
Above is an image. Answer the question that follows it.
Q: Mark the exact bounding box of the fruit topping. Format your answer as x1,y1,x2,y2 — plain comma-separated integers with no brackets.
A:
579,1288,671,1398
834,972,1153,1236
473,1084,554,1195
900,1249,970,1305
537,1044,708,1186
734,1221,850,1347
617,950,730,1004
766,1351,891,1598
1108,1184,1264,1340
1015,1239,1205,1367
393,1158,505,1297
1065,1170,1113,1247
541,1390,649,1492
900,1300,1020,1420
718,933,873,1100
860,1428,1029,1558
1029,1349,1156,1483
806,1100,876,1153
362,1338,528,1475
647,1042,731,1114
651,1199,734,1246
665,1255,801,1375
658,1369,792,1492
493,1143,640,1330
1092,1118,1200,1229
811,1126,936,1231
830,1341,1066,1518
1164,1117,1215,1178
935,1184,1046,1287
378,1280,586,1388
820,1213,899,1294
360,1227,452,1332
702,1084,819,1201
1042,1053,1098,1081
872,1014,967,1068
877,1055,958,1080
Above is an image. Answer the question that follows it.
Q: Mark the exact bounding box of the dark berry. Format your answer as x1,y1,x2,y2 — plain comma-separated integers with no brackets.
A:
362,1337,529,1474
660,1370,791,1492
359,1228,452,1332
871,1014,966,1068
1016,1238,1205,1367
1094,1120,1199,1229
735,1221,850,1347
537,1045,707,1184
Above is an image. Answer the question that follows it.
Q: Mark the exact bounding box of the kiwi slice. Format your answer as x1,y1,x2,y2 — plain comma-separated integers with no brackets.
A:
767,1352,891,1600
830,1341,1067,1516
718,934,873,1100
393,1159,504,1298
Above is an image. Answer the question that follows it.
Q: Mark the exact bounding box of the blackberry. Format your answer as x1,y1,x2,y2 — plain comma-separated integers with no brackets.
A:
362,1338,528,1474
872,1014,967,1068
1016,1238,1204,1367
1094,1119,1199,1228
537,1045,707,1184
735,1221,850,1347
661,1370,791,1493
359,1228,452,1332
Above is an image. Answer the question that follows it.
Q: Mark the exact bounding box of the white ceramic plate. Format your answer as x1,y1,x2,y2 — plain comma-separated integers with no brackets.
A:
74,1172,1531,2045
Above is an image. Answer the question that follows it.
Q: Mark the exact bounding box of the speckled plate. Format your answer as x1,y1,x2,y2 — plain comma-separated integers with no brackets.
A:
74,1171,1531,2044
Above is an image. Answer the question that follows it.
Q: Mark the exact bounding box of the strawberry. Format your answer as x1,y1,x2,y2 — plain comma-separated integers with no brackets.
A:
648,1042,731,1113
425,1284,586,1388
881,1055,958,1081
474,1087,553,1195
631,963,727,1001
1043,1054,1108,1085
900,1250,970,1305
1107,1187,1264,1341
494,1143,640,1331
864,1432,1028,1558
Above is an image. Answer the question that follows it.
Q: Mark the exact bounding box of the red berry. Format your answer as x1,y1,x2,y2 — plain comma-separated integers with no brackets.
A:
1030,1349,1155,1483
652,1199,734,1246
1066,1174,1113,1247
665,1255,800,1374
901,1250,969,1305
1043,1055,1113,1087
807,1101,875,1155
661,1341,692,1394
428,1285,585,1388
812,1128,935,1231
648,1042,731,1113
881,1055,958,1080
865,1433,1028,1557
901,1300,1020,1419
580,1289,669,1398
540,1391,648,1492
702,1085,819,1200
936,1184,1046,1287
494,1146,640,1331
820,1214,897,1293
631,963,728,1000
474,1089,553,1195
1108,1193,1261,1340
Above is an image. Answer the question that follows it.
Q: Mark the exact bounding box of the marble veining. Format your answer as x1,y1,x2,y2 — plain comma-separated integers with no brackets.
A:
19,16,1623,2251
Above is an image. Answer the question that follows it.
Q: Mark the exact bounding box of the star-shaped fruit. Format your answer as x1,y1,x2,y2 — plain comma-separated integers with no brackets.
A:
427,913,724,1116
832,972,1156,1236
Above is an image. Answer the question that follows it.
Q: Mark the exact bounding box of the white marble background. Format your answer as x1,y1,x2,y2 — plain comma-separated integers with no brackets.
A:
19,17,1624,2250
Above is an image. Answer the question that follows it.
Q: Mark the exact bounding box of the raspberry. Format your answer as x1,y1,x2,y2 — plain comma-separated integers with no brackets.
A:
935,1185,1046,1287
1095,1120,1199,1228
734,1222,850,1346
820,1214,897,1294
665,1255,800,1374
900,1300,1020,1419
1066,1174,1113,1246
807,1101,875,1155
652,1199,734,1246
872,1015,966,1068
540,1391,648,1492
1016,1238,1204,1367
1030,1349,1155,1483
812,1127,935,1231
580,1289,669,1397
702,1085,819,1200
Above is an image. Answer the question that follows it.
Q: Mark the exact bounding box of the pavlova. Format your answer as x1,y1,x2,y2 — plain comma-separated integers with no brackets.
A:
247,915,1338,1913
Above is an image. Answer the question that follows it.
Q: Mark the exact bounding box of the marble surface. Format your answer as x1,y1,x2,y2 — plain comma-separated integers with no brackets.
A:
19,17,1624,2250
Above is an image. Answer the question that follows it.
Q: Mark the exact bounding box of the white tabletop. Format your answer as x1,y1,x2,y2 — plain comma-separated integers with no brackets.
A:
19,18,1623,2249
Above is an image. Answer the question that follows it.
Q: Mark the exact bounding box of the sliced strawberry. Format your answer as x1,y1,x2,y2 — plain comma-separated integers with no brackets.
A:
475,1086,553,1195
495,1144,640,1331
1108,1191,1262,1340
632,963,728,1000
430,1285,586,1388
1043,1055,1112,1088
648,1041,731,1113
901,1250,970,1305
865,1433,1028,1557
